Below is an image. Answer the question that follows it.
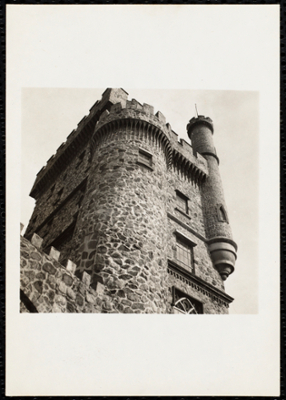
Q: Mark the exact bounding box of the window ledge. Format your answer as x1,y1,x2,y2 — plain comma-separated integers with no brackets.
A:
175,207,191,220
136,160,154,171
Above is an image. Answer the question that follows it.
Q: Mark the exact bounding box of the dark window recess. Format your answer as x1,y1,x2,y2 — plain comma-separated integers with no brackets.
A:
217,204,229,223
137,148,153,169
176,190,189,214
172,287,203,314
175,237,194,272
49,219,77,254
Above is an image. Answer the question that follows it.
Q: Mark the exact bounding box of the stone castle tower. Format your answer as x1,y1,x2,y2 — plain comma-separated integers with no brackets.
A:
20,88,237,314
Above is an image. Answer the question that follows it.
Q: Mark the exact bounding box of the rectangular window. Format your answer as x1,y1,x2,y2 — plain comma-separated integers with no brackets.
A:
176,237,193,271
138,148,153,169
176,191,188,214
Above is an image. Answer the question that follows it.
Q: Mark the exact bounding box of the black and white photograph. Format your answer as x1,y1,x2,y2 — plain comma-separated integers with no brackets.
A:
20,88,258,316
6,5,279,397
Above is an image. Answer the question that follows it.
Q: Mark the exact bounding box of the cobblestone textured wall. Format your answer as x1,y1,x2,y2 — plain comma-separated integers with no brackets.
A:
20,234,109,313
71,115,171,313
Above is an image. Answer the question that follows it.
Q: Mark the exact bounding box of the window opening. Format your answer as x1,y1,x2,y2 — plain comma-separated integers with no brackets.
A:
176,237,193,271
176,191,188,214
173,287,203,314
217,204,229,223
138,148,153,169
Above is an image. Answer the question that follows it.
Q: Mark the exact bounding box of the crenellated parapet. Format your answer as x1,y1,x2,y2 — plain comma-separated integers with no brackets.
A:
91,100,173,168
91,96,208,181
30,88,129,199
20,228,113,313
30,89,210,200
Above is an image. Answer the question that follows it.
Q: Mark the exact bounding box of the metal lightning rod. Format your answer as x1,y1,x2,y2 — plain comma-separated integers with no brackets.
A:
195,104,198,118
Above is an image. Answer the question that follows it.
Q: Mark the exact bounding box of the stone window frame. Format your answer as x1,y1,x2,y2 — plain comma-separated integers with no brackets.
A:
216,204,229,223
137,147,154,171
174,229,197,273
172,286,203,314
175,190,191,219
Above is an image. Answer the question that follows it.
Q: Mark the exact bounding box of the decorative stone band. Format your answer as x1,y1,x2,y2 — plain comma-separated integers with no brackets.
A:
167,259,234,308
207,237,238,281
91,112,173,168
199,151,220,165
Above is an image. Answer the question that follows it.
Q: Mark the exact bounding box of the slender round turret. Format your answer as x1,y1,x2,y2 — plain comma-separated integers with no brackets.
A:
187,116,237,280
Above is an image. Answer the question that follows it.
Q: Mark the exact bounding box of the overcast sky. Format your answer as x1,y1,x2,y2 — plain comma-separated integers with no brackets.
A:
21,88,259,314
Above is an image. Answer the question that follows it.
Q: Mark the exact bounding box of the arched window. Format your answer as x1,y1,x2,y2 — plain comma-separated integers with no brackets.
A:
172,287,203,314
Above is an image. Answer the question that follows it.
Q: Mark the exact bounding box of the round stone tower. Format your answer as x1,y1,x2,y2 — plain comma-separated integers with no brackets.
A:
187,116,237,280
72,100,173,313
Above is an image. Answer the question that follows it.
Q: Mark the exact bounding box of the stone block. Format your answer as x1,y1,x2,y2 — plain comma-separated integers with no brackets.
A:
31,233,43,249
155,110,166,124
96,281,105,295
110,102,122,113
66,260,77,275
49,247,60,261
52,303,62,313
82,271,91,286
58,281,67,295
143,103,154,115
62,273,73,287
66,287,76,300
166,123,172,131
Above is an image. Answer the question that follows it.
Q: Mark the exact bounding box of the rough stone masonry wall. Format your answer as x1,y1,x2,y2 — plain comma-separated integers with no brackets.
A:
20,234,111,313
164,161,229,313
24,144,92,263
71,122,171,314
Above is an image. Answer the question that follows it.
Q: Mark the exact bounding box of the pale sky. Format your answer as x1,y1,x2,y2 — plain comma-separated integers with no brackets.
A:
21,87,259,314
